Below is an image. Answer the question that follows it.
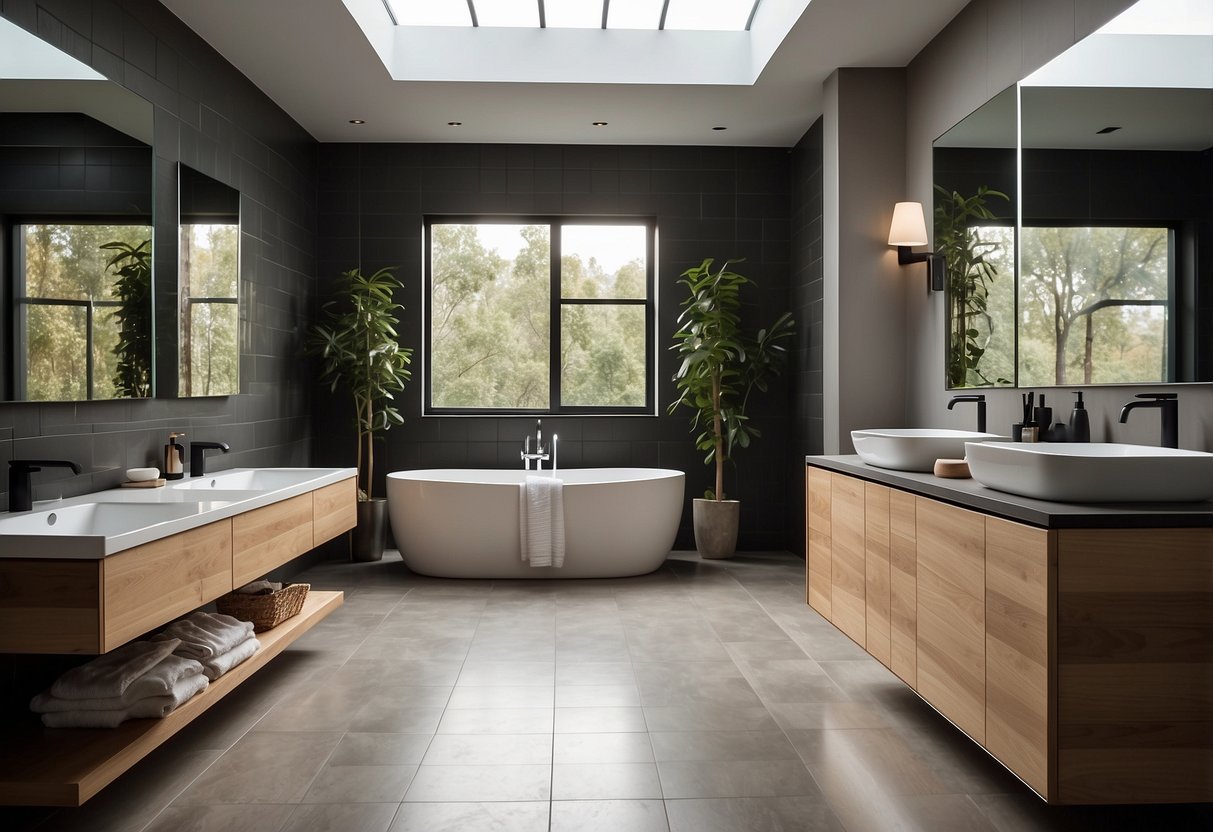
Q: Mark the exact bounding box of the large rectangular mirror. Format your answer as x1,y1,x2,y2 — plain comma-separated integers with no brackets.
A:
178,165,239,397
0,17,154,402
934,0,1213,389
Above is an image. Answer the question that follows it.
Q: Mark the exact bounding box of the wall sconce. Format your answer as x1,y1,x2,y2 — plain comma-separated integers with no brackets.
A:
888,201,944,292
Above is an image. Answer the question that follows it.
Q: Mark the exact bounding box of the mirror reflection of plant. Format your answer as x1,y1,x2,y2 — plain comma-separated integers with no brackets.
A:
934,184,1010,388
309,267,413,501
669,259,795,501
103,239,152,398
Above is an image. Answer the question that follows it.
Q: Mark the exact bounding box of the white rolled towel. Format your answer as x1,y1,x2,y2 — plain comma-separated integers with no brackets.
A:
201,635,260,681
153,611,255,660
519,475,564,568
40,672,209,728
32,655,203,713
50,638,181,701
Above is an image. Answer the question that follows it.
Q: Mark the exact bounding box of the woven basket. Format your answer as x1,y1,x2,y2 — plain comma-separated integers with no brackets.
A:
215,583,309,632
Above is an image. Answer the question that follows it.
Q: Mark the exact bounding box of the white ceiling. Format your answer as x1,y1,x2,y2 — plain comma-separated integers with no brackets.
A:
159,0,970,146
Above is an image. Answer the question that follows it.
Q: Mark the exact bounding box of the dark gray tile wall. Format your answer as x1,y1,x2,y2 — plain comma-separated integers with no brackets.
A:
313,143,796,551
0,0,318,512
789,119,824,558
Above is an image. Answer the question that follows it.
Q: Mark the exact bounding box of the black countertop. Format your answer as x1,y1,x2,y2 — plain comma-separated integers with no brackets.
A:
807,455,1213,529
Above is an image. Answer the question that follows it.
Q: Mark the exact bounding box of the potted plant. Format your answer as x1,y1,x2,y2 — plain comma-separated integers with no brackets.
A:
669,259,794,559
310,266,413,561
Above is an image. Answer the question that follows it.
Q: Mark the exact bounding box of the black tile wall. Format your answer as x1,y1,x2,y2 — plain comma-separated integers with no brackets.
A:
313,143,798,551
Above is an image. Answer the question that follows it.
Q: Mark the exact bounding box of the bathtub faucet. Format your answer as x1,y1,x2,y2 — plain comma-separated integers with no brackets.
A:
521,419,557,472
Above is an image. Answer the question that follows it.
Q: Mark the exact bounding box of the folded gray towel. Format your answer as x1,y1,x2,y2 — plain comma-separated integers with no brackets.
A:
50,638,181,701
153,611,255,660
40,672,209,728
32,655,203,714
201,635,260,681
236,580,282,595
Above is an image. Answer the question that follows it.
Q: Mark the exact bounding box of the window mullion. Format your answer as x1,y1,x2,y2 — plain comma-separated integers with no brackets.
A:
550,222,561,413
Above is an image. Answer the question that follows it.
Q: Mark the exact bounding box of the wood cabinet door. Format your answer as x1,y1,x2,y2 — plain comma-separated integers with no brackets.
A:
830,474,866,647
806,467,833,619
864,483,892,668
985,516,1052,798
916,497,986,743
313,478,357,546
889,488,917,687
232,494,313,586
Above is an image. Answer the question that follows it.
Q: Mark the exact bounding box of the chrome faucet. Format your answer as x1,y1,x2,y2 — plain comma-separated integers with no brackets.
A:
7,459,81,512
1118,392,1179,449
521,419,558,472
947,394,986,433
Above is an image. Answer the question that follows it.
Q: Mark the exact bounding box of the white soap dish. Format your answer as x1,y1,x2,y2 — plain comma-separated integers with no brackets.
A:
126,467,160,482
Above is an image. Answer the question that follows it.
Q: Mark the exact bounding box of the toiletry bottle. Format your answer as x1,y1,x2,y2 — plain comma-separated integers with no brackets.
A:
1068,391,1091,442
1033,395,1052,438
1022,422,1039,442
164,432,186,480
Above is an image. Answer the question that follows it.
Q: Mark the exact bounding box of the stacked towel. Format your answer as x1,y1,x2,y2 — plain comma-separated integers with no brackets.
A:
200,635,260,681
33,642,208,728
518,475,565,568
236,580,282,595
153,611,254,660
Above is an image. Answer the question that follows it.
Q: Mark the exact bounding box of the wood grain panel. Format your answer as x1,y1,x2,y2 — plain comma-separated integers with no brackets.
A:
0,560,101,654
864,483,891,668
313,477,357,546
889,488,916,687
807,467,831,535
985,516,1053,799
916,497,986,744
232,494,314,586
830,474,866,647
1056,528,1213,804
808,535,833,621
102,520,233,651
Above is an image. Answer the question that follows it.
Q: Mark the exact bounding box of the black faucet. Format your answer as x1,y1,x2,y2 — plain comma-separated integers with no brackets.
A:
947,394,987,433
7,460,82,512
1118,392,1179,449
189,441,230,477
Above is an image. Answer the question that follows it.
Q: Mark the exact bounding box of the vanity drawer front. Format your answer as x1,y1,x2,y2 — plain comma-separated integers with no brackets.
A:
0,560,102,653
102,520,233,651
830,474,867,647
313,478,357,546
232,494,313,585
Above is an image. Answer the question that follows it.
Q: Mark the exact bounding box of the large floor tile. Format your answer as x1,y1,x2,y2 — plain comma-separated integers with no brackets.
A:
649,731,799,762
551,762,663,799
436,707,553,734
281,802,399,832
665,796,845,832
329,733,433,765
300,763,417,803
550,799,669,832
555,706,647,733
423,734,552,765
554,732,655,764
142,804,296,832
403,764,552,802
389,801,549,832
172,731,342,805
657,759,820,799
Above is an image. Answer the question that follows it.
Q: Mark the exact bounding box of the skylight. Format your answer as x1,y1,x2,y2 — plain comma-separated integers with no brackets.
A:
386,0,763,31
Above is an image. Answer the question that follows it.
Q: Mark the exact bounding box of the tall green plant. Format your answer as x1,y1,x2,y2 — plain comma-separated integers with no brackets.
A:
310,267,413,501
103,239,152,398
669,259,794,502
934,185,1010,387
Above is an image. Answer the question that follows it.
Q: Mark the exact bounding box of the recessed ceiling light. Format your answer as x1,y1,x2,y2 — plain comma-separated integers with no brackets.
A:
592,121,608,127
348,119,365,124
712,126,727,131
447,121,463,126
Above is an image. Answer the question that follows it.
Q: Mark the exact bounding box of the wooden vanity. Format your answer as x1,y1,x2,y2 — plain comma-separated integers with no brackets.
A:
806,457,1212,805
0,473,356,806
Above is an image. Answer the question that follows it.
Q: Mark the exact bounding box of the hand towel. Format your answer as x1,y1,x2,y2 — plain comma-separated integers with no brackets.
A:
519,475,565,568
201,635,260,681
32,655,203,713
236,580,282,595
40,672,209,728
153,611,255,660
50,638,181,701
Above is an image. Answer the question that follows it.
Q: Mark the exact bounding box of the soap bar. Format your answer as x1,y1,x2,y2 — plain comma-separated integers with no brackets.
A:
933,458,971,479
120,478,167,488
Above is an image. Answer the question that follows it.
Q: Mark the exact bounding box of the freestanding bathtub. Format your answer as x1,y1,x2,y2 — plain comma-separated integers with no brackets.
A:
386,468,684,579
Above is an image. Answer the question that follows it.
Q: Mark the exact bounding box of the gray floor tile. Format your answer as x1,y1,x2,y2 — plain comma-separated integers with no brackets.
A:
657,759,820,799
281,802,399,832
329,733,433,765
551,799,669,832
142,804,296,832
665,796,844,832
403,764,552,802
389,801,549,832
173,731,342,805
301,763,417,803
554,732,655,764
423,734,552,765
551,762,663,799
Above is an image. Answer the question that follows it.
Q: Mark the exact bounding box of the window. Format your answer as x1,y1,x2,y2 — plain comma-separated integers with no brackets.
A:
425,217,654,414
15,222,152,400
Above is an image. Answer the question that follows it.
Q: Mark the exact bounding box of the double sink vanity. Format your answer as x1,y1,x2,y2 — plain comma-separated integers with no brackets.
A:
806,431,1213,805
0,468,356,806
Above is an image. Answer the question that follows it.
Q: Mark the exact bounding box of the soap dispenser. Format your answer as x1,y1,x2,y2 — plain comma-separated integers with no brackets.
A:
1068,392,1091,443
164,432,186,480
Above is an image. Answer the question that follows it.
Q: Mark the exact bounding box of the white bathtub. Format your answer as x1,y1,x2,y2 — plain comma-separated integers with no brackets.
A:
386,468,685,579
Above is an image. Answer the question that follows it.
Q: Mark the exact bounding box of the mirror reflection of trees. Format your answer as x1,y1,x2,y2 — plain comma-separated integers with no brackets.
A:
179,223,239,397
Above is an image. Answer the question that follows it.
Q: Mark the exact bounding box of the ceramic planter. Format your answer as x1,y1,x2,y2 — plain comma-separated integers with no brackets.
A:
692,498,740,559
351,498,387,562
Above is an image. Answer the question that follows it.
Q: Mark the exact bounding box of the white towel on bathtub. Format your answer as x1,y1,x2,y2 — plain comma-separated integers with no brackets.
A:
519,475,565,568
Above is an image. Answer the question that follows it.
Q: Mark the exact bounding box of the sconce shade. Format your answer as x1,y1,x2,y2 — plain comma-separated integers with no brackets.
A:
888,202,928,246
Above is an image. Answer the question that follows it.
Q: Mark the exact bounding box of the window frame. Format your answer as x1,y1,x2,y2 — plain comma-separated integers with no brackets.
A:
423,214,656,416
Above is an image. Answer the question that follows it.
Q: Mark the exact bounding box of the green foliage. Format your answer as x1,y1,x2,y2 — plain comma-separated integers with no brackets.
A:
668,259,794,502
103,238,153,398
934,184,1011,388
310,267,413,500
179,223,239,396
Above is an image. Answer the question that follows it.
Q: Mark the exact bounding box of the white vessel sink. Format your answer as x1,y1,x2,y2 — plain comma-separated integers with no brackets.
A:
852,428,1006,472
171,468,335,492
0,502,226,558
965,442,1213,503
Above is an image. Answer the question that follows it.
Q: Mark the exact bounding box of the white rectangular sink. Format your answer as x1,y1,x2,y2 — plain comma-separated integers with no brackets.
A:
852,428,1006,472
171,468,338,492
965,442,1213,503
0,502,228,558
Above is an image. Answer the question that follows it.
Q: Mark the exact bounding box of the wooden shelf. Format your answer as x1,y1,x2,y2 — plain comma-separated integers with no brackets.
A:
0,590,343,807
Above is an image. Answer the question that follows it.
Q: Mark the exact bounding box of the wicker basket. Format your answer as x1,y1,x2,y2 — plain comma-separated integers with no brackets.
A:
216,583,309,632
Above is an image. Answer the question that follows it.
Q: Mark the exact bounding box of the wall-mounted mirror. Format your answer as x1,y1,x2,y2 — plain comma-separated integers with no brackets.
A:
178,165,238,397
934,0,1213,389
0,17,154,402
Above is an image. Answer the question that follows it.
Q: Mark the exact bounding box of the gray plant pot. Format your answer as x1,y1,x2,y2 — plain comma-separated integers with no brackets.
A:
351,498,387,562
692,498,740,559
